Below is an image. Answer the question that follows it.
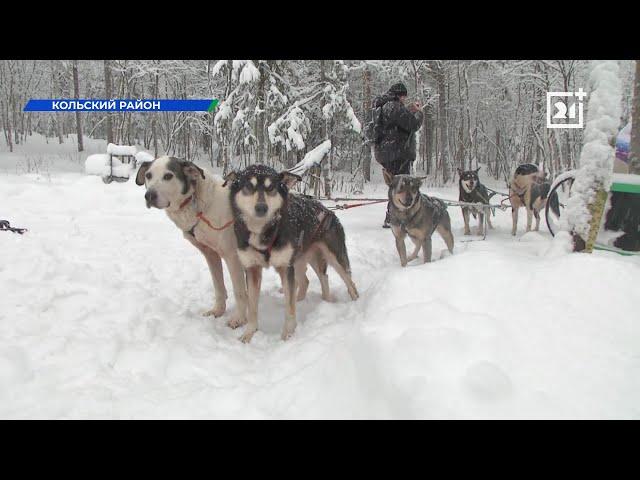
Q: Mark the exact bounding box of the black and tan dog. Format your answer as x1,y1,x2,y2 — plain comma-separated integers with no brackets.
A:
383,169,454,266
225,164,359,343
457,166,493,236
509,163,560,235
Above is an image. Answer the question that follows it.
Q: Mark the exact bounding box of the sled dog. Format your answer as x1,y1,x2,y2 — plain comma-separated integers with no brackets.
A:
457,166,493,236
383,169,454,266
509,163,560,235
136,156,248,330
225,164,359,343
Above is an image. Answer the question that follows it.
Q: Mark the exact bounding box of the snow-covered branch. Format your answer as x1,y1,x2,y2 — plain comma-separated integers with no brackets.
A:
288,140,332,176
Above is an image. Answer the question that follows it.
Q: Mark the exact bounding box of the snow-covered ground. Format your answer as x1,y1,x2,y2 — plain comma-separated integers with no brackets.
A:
1,166,639,418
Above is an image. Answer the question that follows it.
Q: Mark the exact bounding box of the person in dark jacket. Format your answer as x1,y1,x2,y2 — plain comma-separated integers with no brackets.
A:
373,82,424,227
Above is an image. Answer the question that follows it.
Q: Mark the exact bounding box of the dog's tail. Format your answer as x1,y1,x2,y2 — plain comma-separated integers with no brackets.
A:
323,212,352,274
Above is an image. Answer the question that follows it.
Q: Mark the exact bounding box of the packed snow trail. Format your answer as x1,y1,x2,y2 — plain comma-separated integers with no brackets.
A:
1,172,639,419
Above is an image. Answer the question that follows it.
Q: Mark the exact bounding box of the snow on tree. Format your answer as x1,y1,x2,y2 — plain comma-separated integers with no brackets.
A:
562,60,622,250
268,102,310,153
288,139,332,176
322,84,361,134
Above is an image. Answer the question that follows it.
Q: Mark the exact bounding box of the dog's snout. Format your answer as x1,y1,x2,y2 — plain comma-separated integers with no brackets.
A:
255,203,268,216
145,189,157,208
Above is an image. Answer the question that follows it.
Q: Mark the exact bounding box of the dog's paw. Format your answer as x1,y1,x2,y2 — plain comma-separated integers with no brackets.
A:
202,302,226,318
464,230,471,236
239,327,257,343
348,287,359,301
281,323,296,341
321,292,336,303
227,315,247,329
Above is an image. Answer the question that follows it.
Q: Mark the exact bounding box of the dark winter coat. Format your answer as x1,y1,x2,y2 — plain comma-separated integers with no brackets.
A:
373,93,424,174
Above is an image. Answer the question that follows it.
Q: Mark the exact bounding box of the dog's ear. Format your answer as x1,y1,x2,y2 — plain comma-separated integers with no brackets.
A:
412,176,425,189
279,171,302,189
474,166,481,173
222,171,238,187
181,161,205,181
382,168,394,186
457,167,463,176
135,161,153,186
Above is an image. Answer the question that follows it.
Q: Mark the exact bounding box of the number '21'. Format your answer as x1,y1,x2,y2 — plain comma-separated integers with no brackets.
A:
553,101,577,119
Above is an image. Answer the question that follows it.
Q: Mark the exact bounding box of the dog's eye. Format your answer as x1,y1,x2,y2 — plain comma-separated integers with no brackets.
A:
242,185,254,195
145,172,152,180
265,184,276,195
163,173,173,181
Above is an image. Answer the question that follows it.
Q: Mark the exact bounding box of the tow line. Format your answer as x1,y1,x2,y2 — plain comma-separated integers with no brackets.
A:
322,196,510,241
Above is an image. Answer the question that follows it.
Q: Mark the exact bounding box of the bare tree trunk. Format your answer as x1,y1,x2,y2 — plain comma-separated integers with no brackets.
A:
424,103,434,175
104,60,114,144
5,64,14,152
50,61,64,145
256,61,267,164
628,60,640,174
152,65,159,157
362,66,372,181
436,65,449,183
5,100,13,152
319,60,332,198
221,60,233,176
72,60,84,152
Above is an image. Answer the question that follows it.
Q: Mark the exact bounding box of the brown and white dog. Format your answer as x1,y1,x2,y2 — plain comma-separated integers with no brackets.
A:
509,162,559,235
136,156,248,331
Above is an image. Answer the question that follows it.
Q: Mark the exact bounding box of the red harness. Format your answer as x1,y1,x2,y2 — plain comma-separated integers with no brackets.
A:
179,195,235,232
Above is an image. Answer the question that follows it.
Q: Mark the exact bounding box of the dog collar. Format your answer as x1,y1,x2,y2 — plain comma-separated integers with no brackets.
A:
397,196,422,230
251,216,281,260
254,235,278,258
179,195,193,210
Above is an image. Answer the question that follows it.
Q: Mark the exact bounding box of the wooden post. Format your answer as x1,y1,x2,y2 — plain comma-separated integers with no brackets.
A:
72,60,84,152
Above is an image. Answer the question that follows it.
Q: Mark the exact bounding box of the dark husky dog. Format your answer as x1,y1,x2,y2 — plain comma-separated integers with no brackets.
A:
383,169,454,266
509,163,560,235
225,164,359,343
457,166,493,236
